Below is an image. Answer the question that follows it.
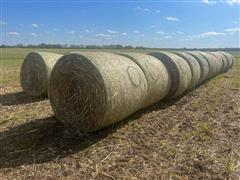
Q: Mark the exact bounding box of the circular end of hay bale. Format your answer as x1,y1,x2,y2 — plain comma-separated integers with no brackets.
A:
186,51,210,83
20,52,48,96
198,51,218,78
148,51,192,99
210,52,226,73
49,54,107,133
173,51,201,90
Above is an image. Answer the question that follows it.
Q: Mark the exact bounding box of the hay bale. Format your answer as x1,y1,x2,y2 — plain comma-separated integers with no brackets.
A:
116,52,171,107
148,51,192,99
49,52,148,132
198,51,219,78
173,51,201,90
186,51,210,83
20,51,63,97
209,52,227,73
219,51,234,70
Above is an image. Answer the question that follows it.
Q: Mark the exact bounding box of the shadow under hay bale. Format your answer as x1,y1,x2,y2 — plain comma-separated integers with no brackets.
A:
0,98,179,169
0,92,45,106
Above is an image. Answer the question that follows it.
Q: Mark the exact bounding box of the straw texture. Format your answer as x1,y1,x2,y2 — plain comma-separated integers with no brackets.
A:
20,51,62,97
117,52,171,107
173,51,201,90
49,52,148,132
186,51,210,83
209,52,227,73
148,51,192,98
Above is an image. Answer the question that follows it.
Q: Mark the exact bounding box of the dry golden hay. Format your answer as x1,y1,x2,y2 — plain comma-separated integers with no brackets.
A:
49,51,149,133
186,51,210,83
20,51,63,97
148,51,192,99
116,52,171,107
172,51,201,91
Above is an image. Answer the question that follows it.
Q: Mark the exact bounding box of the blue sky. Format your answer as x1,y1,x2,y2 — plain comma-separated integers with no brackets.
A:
1,0,240,48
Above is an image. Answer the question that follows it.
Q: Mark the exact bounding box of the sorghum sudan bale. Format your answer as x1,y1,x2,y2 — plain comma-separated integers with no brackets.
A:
186,51,210,83
117,52,171,107
49,52,148,133
219,51,234,69
148,51,192,99
209,52,227,73
20,52,63,97
198,51,219,78
173,51,201,90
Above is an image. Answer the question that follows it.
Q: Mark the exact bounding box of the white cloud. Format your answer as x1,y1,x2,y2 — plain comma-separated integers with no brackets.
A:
69,30,76,34
85,29,92,34
29,33,38,37
163,35,172,39
155,31,165,35
78,35,83,38
7,32,19,36
136,6,151,12
166,17,179,21
196,31,225,37
133,30,140,34
121,32,127,35
143,8,150,12
0,21,7,25
156,10,160,14
177,31,184,34
107,29,118,34
225,28,240,32
202,0,217,5
96,33,111,37
53,28,59,31
227,0,240,5
32,23,39,28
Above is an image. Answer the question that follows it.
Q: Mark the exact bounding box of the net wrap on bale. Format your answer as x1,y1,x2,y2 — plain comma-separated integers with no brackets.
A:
173,51,201,90
186,51,210,83
209,52,227,73
20,51,62,97
49,52,149,133
117,52,171,107
219,51,234,70
148,51,192,99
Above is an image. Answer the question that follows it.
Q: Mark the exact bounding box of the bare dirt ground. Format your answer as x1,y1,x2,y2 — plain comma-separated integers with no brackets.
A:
0,56,239,179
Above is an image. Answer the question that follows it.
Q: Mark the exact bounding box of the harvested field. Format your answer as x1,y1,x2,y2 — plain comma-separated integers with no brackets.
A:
0,48,240,179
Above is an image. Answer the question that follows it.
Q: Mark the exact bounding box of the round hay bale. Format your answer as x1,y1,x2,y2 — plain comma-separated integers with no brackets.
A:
186,51,210,83
20,51,63,97
198,51,219,78
209,52,227,73
219,51,234,69
49,52,148,133
172,51,201,90
116,52,171,107
148,51,192,99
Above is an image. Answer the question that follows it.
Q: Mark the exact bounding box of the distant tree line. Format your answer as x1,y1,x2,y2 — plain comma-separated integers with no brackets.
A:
0,43,239,52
